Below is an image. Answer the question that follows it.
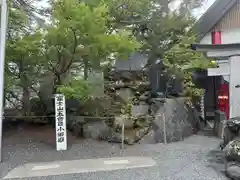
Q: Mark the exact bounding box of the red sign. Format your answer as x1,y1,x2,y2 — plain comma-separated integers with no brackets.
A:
217,83,229,119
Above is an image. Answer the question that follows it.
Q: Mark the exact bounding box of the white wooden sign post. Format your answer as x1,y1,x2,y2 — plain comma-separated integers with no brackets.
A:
54,94,67,151
0,0,8,162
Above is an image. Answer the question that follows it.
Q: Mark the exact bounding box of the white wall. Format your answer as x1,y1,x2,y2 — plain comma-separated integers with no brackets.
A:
200,28,240,44
200,33,212,44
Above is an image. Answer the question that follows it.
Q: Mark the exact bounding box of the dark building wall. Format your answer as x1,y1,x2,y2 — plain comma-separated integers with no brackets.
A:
149,62,167,96
192,69,222,120
204,76,219,120
149,62,183,97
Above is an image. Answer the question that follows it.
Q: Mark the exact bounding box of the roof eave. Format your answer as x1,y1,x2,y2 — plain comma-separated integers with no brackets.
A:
191,43,240,51
194,0,237,40
191,43,240,58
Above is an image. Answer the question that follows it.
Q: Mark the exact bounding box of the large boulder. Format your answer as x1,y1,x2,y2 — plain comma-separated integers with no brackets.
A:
65,99,82,113
139,91,150,102
221,117,240,149
115,88,134,103
78,114,151,145
131,104,149,117
226,162,240,180
66,115,85,135
101,127,150,145
124,127,150,145
113,115,135,129
143,98,200,144
79,96,112,116
223,139,240,179
224,139,240,162
82,120,112,140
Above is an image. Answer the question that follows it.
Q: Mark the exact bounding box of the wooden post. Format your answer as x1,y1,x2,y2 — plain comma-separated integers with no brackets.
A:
121,124,125,149
162,113,167,144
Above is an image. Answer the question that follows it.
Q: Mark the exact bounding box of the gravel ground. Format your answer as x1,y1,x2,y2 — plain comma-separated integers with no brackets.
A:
0,130,229,180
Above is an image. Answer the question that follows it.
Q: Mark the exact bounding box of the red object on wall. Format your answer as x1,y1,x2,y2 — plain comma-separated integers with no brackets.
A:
211,31,222,44
217,84,230,119
211,31,230,119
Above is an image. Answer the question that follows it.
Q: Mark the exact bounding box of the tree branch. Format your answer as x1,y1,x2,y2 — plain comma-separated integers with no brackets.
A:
61,27,78,74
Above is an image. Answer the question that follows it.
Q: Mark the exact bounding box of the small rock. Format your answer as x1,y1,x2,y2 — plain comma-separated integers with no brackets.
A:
116,88,134,103
126,137,135,145
139,101,148,105
83,121,111,140
226,161,240,179
72,124,83,137
135,127,149,140
105,127,150,145
131,104,149,117
134,116,151,128
74,116,85,123
107,131,122,143
114,115,134,129
139,130,156,144
139,92,149,101
67,115,85,131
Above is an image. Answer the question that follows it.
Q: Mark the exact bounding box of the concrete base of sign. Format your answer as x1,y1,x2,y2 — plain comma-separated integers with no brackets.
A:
213,111,227,138
4,156,156,179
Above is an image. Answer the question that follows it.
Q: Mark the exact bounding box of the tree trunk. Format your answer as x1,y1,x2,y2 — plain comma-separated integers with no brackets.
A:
22,83,31,116
83,58,89,80
19,59,31,116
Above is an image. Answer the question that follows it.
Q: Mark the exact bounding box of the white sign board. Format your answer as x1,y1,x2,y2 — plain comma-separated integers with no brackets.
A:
54,94,67,151
208,66,230,76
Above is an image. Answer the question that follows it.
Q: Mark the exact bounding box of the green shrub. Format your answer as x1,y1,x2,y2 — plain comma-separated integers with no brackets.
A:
57,79,90,101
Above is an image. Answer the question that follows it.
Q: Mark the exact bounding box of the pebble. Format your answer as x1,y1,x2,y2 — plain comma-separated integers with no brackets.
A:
0,135,228,180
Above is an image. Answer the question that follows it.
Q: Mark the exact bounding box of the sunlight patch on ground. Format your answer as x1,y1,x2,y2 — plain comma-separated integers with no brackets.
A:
4,156,156,179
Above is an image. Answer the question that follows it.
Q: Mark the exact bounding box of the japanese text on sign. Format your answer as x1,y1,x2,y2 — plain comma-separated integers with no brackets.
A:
55,94,67,151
